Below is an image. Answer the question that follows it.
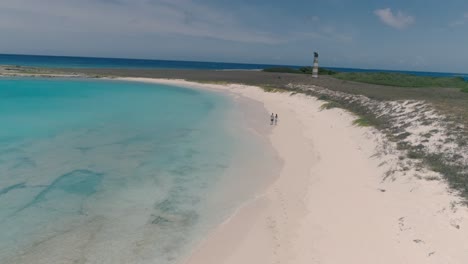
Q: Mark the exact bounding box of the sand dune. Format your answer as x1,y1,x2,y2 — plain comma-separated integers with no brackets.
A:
119,78,468,264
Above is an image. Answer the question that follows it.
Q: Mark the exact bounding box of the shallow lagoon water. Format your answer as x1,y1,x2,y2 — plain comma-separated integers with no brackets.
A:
0,78,278,263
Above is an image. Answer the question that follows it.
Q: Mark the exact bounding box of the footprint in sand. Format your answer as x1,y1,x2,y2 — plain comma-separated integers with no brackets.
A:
266,216,281,258
398,217,412,232
273,187,289,223
450,218,462,229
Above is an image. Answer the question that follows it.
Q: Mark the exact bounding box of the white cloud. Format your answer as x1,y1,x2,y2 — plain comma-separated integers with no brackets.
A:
0,0,284,44
374,8,415,29
450,12,468,27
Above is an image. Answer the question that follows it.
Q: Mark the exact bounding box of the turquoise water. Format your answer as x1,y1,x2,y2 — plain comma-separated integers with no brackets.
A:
0,78,277,263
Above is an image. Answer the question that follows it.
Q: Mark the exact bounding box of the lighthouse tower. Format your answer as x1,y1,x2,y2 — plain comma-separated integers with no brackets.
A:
312,52,319,78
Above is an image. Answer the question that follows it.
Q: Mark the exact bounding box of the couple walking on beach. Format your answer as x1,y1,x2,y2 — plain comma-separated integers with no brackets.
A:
270,113,278,125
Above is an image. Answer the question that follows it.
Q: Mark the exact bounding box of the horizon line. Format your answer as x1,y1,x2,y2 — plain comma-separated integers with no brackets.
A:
1,52,467,75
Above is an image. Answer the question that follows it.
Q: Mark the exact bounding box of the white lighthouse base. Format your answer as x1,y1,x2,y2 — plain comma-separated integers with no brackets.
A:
312,58,319,78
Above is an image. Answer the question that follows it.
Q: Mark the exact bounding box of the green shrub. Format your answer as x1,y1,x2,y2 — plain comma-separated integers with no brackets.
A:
334,72,468,90
262,67,301,74
352,117,371,127
263,67,337,75
320,101,342,110
318,68,337,75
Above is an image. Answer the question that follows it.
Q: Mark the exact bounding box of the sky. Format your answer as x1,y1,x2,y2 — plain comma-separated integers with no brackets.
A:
0,0,468,72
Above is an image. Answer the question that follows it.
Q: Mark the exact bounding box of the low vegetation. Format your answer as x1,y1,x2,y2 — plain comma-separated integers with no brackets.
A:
333,72,468,92
263,67,337,75
259,85,287,93
320,101,342,110
352,117,371,127
262,67,302,74
292,86,468,202
263,68,468,93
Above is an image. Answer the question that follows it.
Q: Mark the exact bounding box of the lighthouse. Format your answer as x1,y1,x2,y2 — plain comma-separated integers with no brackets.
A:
312,52,319,78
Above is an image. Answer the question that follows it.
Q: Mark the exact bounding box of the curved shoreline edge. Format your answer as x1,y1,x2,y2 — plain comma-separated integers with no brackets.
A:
119,77,468,263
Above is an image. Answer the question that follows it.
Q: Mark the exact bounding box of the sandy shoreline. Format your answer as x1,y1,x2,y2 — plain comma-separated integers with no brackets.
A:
120,77,468,263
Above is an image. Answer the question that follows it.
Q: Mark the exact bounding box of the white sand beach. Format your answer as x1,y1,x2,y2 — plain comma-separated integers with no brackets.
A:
119,78,468,264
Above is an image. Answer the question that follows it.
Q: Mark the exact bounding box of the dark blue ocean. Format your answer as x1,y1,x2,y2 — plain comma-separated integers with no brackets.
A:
1,53,466,80
0,54,298,71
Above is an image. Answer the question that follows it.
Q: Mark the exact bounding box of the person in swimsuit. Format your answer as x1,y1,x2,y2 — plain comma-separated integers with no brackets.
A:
270,113,274,125
275,114,278,125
